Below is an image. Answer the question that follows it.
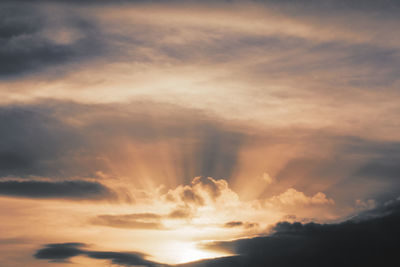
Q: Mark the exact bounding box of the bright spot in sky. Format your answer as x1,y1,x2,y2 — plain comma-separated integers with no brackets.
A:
158,241,229,264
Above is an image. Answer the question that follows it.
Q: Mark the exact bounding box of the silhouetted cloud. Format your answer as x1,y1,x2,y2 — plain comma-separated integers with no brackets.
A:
34,242,163,266
185,199,400,267
34,243,85,262
86,251,159,266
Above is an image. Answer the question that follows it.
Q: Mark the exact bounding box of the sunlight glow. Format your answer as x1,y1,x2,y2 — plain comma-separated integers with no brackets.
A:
158,241,229,264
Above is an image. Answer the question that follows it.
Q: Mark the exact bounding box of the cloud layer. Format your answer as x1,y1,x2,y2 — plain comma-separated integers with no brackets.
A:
0,180,114,200
34,243,162,266
1,0,400,266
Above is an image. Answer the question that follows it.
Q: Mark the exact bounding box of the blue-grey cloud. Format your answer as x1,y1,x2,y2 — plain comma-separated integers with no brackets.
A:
0,3,103,78
34,242,164,266
0,180,115,200
0,100,246,182
34,243,85,262
0,100,399,205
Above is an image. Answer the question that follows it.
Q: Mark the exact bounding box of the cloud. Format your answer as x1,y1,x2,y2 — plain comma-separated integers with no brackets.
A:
260,172,274,185
86,251,159,267
90,208,193,230
164,177,239,208
356,161,400,180
34,242,162,266
0,3,104,78
33,198,400,266
0,99,398,211
0,180,115,200
224,221,259,229
269,188,334,206
188,198,400,267
34,243,85,262
0,100,246,183
89,176,335,235
91,213,164,230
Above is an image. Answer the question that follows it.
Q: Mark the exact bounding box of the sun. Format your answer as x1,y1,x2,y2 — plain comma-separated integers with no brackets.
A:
161,241,228,264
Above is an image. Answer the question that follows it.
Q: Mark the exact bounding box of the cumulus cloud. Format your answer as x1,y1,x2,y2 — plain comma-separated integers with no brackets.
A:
269,188,334,206
163,176,239,208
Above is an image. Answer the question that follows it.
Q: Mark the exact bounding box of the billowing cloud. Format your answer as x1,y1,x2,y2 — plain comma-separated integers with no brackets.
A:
269,188,334,206
163,177,240,210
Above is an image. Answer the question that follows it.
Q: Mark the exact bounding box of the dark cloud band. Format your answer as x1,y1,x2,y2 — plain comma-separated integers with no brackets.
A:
0,180,114,200
34,242,162,266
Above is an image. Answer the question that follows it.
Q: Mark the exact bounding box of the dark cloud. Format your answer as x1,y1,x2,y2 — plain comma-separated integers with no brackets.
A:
259,0,400,11
5,0,400,10
34,243,85,262
86,251,159,266
0,103,90,178
0,3,103,78
0,100,246,183
356,161,400,180
0,180,114,200
34,242,163,266
0,99,399,206
186,199,400,267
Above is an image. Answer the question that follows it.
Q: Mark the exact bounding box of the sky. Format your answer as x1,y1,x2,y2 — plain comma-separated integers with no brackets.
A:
0,0,399,266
